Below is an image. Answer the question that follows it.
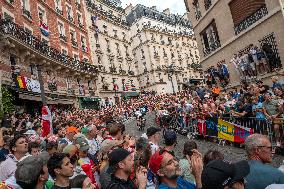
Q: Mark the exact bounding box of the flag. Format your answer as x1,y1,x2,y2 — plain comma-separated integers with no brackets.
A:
39,22,50,37
17,75,27,89
41,106,53,137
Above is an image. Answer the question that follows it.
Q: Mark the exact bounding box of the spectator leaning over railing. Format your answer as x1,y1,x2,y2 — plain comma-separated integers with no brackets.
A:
262,92,282,146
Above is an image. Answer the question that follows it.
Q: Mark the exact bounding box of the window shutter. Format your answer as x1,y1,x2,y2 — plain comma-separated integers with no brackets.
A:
229,0,265,26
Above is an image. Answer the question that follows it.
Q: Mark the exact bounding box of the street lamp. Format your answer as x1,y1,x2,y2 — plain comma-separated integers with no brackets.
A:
37,64,46,105
167,64,175,93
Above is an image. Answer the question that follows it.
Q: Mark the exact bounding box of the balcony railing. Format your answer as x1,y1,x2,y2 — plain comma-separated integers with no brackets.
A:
6,0,14,5
75,2,81,10
71,39,78,48
203,40,221,57
0,19,98,74
78,22,84,28
85,0,128,27
59,34,67,42
204,0,212,11
68,15,74,23
56,7,63,15
235,6,268,35
22,8,32,20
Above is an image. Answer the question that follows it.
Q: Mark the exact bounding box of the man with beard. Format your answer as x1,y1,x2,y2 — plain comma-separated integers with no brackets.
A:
107,148,147,189
149,149,203,189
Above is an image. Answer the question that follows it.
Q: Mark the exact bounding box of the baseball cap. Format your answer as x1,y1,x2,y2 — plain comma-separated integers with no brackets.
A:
107,148,131,173
66,126,79,134
74,137,89,152
163,130,177,143
202,160,250,189
100,139,124,155
146,127,161,137
15,152,50,185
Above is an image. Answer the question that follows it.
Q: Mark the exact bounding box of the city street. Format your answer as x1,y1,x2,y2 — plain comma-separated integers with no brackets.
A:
124,113,284,167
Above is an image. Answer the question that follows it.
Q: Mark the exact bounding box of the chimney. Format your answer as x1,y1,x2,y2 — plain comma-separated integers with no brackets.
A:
163,8,170,15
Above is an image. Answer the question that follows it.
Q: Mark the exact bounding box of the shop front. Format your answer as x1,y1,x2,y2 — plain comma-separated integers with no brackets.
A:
78,97,101,110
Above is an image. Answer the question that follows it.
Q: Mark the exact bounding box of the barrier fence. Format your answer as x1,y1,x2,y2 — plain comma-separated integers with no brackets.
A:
175,115,283,145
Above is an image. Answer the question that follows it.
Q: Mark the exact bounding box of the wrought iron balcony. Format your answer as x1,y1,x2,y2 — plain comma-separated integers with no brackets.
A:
0,19,98,75
82,45,88,53
204,0,212,11
59,34,67,42
68,15,74,23
85,0,127,27
109,66,117,73
128,70,134,75
235,6,268,35
6,0,14,5
67,88,75,95
203,40,221,57
22,8,32,20
195,10,202,20
56,7,63,15
78,22,84,28
75,2,81,10
71,40,78,48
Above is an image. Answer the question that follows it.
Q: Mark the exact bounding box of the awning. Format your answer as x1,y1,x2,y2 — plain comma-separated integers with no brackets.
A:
121,92,139,98
81,97,101,102
19,93,73,105
57,99,74,105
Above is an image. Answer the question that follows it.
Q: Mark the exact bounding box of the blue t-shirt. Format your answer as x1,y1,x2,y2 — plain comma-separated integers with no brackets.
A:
246,160,284,189
252,102,266,120
158,176,196,189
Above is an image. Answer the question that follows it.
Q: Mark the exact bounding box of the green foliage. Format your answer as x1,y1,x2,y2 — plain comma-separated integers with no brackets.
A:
0,86,15,118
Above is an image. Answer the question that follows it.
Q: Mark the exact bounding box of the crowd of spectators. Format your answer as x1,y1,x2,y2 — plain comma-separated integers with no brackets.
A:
0,67,283,189
205,43,282,88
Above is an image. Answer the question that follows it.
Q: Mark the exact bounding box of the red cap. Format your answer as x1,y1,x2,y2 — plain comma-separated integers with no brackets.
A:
148,150,164,175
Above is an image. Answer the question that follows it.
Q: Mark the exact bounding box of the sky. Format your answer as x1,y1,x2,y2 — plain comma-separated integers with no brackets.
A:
121,0,187,15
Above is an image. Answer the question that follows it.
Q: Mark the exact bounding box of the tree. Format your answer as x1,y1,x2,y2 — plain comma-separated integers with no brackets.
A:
0,86,15,118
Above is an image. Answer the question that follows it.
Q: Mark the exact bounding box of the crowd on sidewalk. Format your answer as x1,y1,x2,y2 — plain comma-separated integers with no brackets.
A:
0,68,283,189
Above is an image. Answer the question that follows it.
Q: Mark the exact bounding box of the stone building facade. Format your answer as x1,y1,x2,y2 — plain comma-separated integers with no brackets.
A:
84,0,202,102
0,0,201,111
184,0,284,87
0,0,98,111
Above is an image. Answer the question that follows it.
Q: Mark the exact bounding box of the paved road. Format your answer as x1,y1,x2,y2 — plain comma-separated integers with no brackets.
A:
124,113,284,167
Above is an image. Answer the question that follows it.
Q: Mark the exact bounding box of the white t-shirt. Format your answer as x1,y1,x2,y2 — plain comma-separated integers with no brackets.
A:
149,142,159,155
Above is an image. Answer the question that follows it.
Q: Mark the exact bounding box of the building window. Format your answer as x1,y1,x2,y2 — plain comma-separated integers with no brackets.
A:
204,0,212,11
62,48,68,55
200,20,221,57
3,12,14,21
75,0,81,10
66,5,73,22
192,0,201,21
21,0,32,19
58,21,67,42
81,35,87,52
70,30,78,47
73,54,79,61
230,0,268,35
38,8,47,24
55,0,63,15
77,13,83,28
